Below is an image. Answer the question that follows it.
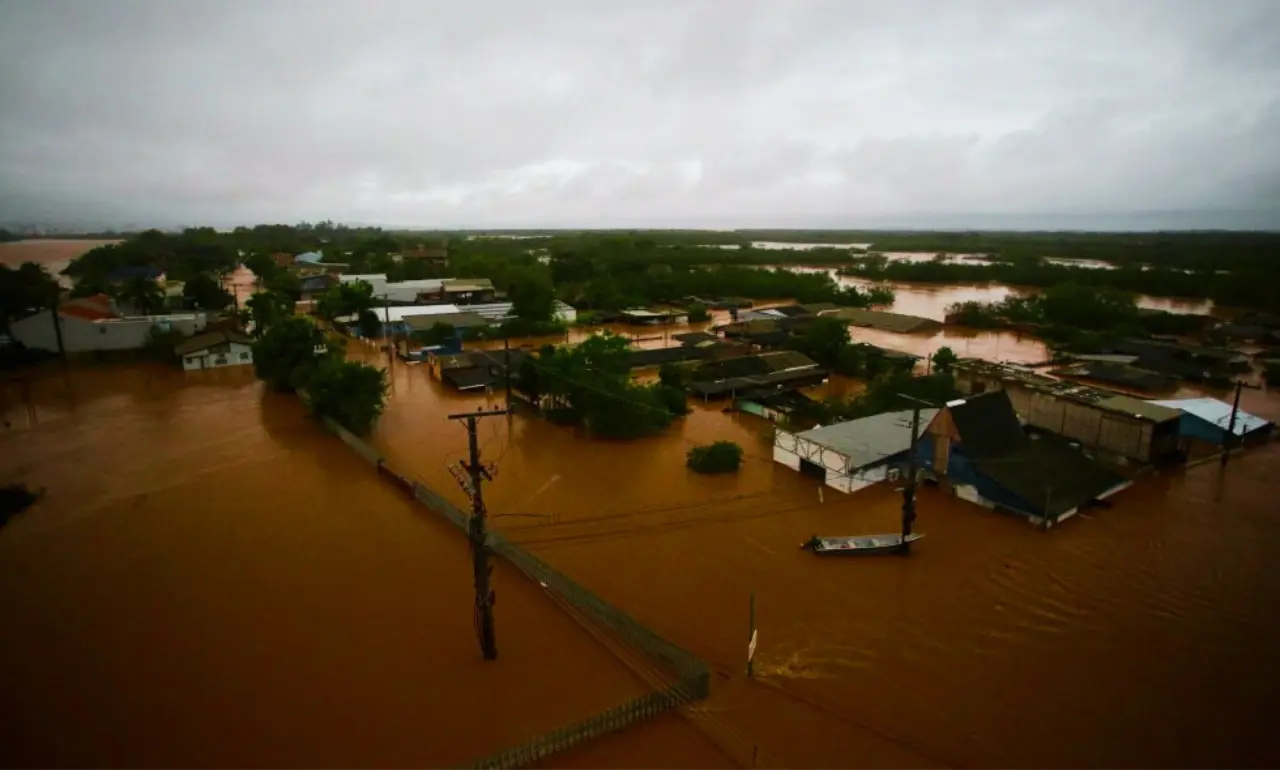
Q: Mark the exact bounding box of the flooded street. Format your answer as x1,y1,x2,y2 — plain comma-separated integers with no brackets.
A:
2,270,1279,766
0,365,730,767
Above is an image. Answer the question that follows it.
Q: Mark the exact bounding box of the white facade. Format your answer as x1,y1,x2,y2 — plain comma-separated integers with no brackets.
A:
182,341,254,371
10,311,208,354
772,430,890,494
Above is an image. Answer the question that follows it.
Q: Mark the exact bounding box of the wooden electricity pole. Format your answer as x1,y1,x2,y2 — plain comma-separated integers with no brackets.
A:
1221,379,1262,467
448,405,510,660
898,393,941,555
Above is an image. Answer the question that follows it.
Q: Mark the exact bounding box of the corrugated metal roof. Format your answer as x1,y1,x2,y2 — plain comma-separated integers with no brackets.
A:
294,251,324,263
1148,397,1273,436
1095,395,1182,423
336,304,461,323
797,409,939,471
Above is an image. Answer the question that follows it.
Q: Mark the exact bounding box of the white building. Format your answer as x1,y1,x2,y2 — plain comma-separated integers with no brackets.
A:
9,294,209,354
175,330,255,371
773,409,939,494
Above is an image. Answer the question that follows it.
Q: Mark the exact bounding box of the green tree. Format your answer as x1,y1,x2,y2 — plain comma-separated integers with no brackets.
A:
182,273,234,311
315,280,375,322
305,357,389,435
253,316,329,391
508,267,557,323
0,263,60,330
931,346,958,373
686,441,744,474
357,309,382,338
246,291,294,336
116,276,164,315
687,304,711,322
791,315,851,368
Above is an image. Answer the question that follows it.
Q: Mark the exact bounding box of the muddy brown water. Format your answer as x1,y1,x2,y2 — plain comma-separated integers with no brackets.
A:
3,265,1280,766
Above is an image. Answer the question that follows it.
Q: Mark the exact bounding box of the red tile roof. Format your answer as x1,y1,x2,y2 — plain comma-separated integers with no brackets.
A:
58,294,117,321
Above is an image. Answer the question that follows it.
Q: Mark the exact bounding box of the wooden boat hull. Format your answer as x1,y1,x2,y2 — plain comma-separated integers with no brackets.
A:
802,533,924,556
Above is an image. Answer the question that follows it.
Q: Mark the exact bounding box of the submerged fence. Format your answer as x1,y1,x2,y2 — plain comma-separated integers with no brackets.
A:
316,416,711,769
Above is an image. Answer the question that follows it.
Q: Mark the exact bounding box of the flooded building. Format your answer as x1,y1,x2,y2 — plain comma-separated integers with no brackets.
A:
829,307,942,334
1148,397,1276,447
428,348,528,391
175,330,254,371
918,391,1131,528
9,294,209,354
774,408,938,493
951,359,1184,466
687,351,825,400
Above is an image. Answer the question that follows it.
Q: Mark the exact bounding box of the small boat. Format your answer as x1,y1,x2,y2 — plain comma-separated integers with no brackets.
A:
800,533,924,556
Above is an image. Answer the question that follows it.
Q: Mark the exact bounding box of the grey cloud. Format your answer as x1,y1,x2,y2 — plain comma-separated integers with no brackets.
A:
1,0,1279,230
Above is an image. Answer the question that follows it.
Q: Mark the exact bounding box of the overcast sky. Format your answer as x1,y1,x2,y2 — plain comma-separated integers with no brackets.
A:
2,0,1279,230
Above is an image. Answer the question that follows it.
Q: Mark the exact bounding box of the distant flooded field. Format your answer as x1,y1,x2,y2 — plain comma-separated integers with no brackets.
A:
0,239,121,288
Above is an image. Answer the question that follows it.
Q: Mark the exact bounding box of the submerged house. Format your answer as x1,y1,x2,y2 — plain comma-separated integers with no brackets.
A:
175,330,254,371
687,351,826,400
734,389,815,423
951,359,1184,466
773,409,938,494
1148,397,1275,447
428,348,529,392
917,390,1131,528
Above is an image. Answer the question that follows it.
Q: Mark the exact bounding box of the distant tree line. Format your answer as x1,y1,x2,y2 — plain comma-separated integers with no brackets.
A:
843,253,1279,313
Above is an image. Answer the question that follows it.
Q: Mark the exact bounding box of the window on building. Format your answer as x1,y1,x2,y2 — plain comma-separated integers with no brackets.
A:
239,352,250,361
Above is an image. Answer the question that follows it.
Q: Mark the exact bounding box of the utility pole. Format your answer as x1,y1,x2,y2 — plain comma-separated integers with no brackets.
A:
897,393,940,554
503,335,512,408
448,405,510,661
1221,379,1262,467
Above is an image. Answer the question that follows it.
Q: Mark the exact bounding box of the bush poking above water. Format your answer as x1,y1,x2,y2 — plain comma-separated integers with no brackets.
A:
687,441,744,474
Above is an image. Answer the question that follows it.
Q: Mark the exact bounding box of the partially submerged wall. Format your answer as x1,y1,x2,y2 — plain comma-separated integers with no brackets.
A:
310,411,711,768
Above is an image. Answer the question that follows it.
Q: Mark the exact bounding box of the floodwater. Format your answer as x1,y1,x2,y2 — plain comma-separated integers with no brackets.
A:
3,277,1280,766
0,364,731,767
0,239,121,288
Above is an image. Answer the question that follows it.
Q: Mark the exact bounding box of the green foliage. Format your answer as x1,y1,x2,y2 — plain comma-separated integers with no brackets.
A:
1264,361,1280,384
305,357,389,435
262,270,302,301
315,280,375,322
790,316,850,369
252,317,328,391
182,273,234,311
0,262,60,328
116,276,165,315
658,362,689,389
64,228,237,284
357,309,382,338
245,291,294,336
787,316,910,379
515,333,687,439
946,284,1143,339
687,304,711,322
686,441,744,474
508,266,557,322
931,346,958,373
0,228,22,243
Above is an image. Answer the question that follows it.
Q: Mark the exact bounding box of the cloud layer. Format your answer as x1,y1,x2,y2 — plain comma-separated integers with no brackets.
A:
2,0,1279,229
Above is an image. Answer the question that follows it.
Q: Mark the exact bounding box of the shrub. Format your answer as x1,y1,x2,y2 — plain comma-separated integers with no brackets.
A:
686,440,744,474
687,304,711,322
